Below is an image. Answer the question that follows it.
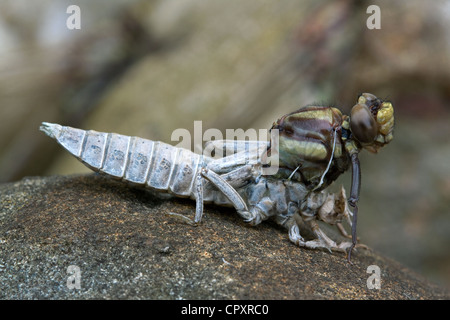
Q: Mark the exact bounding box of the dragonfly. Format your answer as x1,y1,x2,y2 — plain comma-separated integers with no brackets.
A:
40,93,394,262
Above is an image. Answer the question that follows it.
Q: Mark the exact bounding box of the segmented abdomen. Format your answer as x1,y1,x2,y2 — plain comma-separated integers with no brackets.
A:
40,123,202,197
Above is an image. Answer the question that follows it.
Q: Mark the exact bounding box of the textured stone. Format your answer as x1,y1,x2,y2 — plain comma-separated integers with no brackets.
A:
0,174,448,299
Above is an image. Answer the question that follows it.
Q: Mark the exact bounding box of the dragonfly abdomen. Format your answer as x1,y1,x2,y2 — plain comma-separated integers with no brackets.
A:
40,123,202,198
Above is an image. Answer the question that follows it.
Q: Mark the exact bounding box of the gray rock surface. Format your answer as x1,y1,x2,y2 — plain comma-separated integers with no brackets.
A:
0,174,448,299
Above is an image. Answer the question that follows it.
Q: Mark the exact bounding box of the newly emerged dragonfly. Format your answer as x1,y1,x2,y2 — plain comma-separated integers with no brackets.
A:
40,93,394,262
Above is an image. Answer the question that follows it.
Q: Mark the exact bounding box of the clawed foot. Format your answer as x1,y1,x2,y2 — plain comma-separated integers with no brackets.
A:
238,210,261,226
289,225,367,254
241,197,273,226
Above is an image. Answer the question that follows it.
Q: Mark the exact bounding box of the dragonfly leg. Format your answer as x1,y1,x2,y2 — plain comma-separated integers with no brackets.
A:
193,169,204,224
201,168,269,225
166,170,204,226
247,197,274,226
289,189,358,253
289,221,352,253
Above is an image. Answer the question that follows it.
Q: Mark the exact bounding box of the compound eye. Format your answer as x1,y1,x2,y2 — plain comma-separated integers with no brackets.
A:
359,93,377,103
350,103,378,144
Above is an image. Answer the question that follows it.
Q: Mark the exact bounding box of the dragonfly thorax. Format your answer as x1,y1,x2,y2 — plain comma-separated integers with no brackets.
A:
270,105,350,189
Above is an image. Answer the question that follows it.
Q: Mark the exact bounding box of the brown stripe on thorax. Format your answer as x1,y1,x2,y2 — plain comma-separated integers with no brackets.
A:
273,106,344,164
281,107,340,141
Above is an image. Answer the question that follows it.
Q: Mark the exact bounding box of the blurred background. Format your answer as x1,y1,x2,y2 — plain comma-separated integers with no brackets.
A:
0,0,449,289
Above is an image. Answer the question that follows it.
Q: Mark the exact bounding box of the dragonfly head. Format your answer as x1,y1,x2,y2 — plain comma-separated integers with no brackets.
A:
349,93,394,153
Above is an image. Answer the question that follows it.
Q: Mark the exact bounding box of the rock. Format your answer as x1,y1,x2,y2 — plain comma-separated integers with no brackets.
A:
0,174,448,299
